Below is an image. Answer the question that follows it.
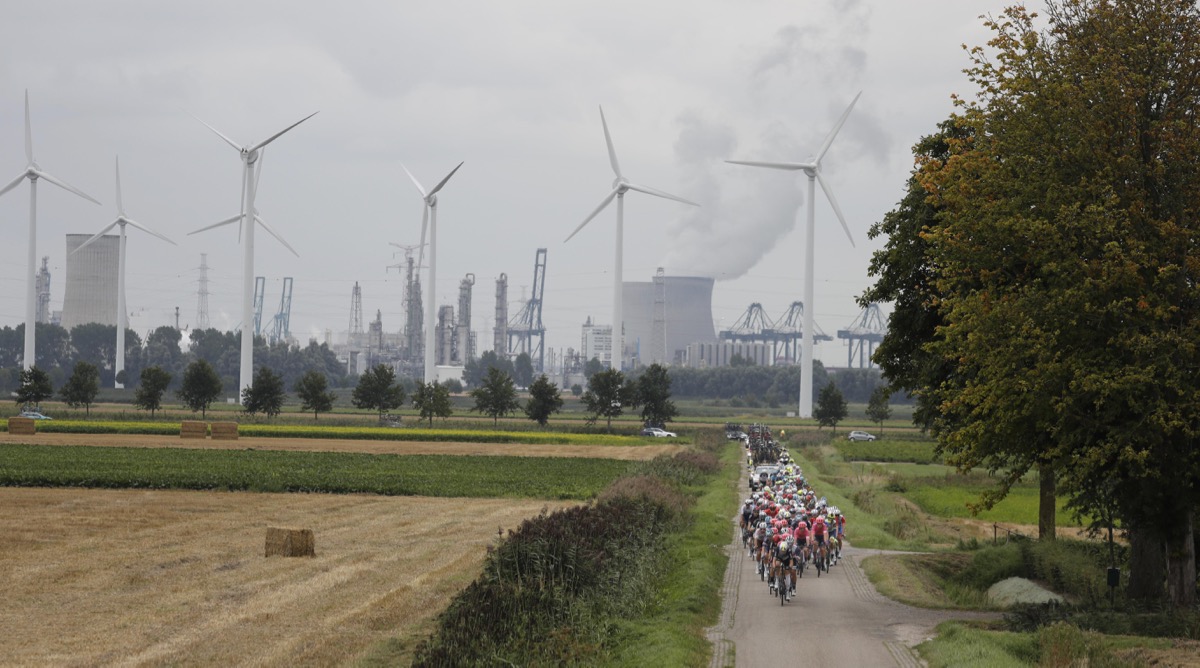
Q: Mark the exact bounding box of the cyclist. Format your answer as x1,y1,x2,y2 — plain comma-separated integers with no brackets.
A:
811,513,829,572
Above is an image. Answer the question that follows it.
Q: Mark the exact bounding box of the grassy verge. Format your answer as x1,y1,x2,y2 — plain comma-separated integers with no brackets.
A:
4,419,669,446
918,621,1174,667
0,443,632,499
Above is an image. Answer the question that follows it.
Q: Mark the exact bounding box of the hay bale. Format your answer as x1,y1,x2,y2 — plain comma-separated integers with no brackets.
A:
210,421,239,440
180,420,207,439
8,417,37,435
265,527,315,557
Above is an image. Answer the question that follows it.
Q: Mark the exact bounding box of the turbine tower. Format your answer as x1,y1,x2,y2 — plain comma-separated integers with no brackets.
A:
73,157,176,388
0,90,101,370
188,110,317,400
726,91,861,418
402,161,464,382
564,106,697,370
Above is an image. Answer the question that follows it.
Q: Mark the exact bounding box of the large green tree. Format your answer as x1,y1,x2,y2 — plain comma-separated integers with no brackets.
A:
524,374,563,427
470,366,521,425
634,363,678,427
177,359,224,418
865,386,892,434
813,381,847,431
242,366,286,419
134,366,172,418
911,0,1200,605
294,370,336,420
59,361,100,416
413,381,452,426
352,364,406,417
581,368,633,430
15,366,53,408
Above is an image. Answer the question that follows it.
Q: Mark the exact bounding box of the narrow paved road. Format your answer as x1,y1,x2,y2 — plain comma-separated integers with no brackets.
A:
707,502,999,666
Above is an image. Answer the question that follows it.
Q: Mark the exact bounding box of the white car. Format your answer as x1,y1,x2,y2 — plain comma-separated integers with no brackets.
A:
641,427,677,438
18,410,52,420
847,430,876,442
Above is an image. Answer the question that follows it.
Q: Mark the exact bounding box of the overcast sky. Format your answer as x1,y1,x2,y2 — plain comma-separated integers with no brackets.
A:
0,0,996,366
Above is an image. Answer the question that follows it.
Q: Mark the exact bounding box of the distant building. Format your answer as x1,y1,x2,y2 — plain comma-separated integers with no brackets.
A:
581,317,612,367
622,274,717,367
61,234,119,332
684,341,774,368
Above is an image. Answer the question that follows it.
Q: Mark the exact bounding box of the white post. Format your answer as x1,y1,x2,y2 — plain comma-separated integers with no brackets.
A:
612,191,624,370
424,203,437,382
799,172,817,418
115,224,127,388
23,176,38,370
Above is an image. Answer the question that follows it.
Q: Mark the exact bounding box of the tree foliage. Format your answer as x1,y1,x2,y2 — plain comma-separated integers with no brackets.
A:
134,366,172,418
352,364,406,417
413,381,453,426
581,368,633,430
525,374,564,427
15,366,53,408
59,361,100,415
634,363,678,426
294,370,336,420
886,0,1200,605
177,359,223,418
513,352,534,388
866,386,892,432
470,366,521,425
242,366,286,419
813,381,847,431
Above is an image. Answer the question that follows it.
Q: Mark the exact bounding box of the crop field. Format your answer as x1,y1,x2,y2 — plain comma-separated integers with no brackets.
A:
0,443,635,499
835,439,940,464
0,486,574,666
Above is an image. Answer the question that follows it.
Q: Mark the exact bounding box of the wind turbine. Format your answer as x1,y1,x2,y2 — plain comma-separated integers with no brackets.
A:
73,157,176,388
0,90,101,370
564,106,698,370
188,110,317,400
401,161,463,383
726,91,861,418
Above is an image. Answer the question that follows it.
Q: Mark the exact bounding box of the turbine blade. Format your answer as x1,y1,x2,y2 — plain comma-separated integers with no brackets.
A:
417,205,429,268
401,163,428,198
190,113,243,152
0,172,27,198
250,111,319,152
124,218,177,246
599,106,622,178
816,171,855,248
189,214,243,235
725,159,808,171
565,188,618,242
254,213,300,257
34,169,102,205
427,161,464,197
815,91,862,164
24,90,33,164
71,221,120,255
624,182,700,207
115,156,125,216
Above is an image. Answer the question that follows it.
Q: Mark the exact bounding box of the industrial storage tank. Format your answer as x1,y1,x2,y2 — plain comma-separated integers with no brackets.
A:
622,274,717,365
61,233,119,331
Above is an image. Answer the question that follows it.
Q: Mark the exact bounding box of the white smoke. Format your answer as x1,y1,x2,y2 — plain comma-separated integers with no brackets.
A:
661,0,887,281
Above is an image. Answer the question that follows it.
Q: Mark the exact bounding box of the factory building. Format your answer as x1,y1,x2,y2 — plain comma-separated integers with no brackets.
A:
683,341,774,368
61,233,119,331
621,273,717,367
580,317,612,366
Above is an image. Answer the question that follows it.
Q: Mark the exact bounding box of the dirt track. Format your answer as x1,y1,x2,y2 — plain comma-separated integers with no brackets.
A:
0,487,572,666
0,431,683,460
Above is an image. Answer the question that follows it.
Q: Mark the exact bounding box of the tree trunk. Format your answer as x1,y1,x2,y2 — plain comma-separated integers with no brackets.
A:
1038,462,1056,541
1127,525,1166,601
1165,507,1197,608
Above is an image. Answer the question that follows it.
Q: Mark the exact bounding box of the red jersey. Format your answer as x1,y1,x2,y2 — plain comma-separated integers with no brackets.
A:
812,518,827,536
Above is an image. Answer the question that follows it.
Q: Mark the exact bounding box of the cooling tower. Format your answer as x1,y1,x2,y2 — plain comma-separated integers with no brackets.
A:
622,274,716,365
61,233,119,331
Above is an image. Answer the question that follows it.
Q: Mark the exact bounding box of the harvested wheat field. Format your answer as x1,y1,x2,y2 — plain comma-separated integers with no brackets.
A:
0,486,572,666
0,431,683,460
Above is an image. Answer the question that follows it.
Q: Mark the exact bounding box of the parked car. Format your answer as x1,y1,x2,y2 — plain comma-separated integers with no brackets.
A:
641,427,677,438
847,430,876,442
18,411,52,420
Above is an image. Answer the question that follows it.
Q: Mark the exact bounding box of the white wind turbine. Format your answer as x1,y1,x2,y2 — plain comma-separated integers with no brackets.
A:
73,157,176,388
188,110,317,400
401,161,463,383
564,106,698,370
726,91,861,418
0,90,101,370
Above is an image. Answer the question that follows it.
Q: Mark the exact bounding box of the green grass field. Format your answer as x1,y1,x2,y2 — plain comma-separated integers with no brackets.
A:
0,443,633,499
